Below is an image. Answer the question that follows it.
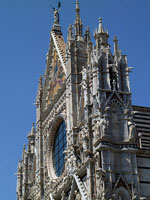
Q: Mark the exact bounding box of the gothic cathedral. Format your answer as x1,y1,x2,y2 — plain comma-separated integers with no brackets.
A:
16,1,150,200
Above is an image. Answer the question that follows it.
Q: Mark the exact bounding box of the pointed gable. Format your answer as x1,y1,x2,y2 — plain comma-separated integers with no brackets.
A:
44,31,66,108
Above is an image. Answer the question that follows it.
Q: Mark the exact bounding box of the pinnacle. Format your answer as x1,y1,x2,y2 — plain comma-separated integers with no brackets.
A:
75,0,80,20
31,122,35,135
28,131,30,137
113,35,118,42
98,17,104,33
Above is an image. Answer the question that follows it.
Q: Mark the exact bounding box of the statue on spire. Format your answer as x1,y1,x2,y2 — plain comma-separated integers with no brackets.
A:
53,1,61,24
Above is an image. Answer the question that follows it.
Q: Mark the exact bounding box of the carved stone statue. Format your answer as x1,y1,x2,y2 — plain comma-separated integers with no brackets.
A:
95,156,106,200
95,121,100,140
96,173,104,199
92,49,99,67
53,8,59,24
100,93,105,113
128,118,136,141
53,1,61,24
82,128,89,152
95,151,101,170
99,116,109,139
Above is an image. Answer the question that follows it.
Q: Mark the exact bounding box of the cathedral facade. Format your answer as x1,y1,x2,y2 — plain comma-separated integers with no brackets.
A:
16,1,150,200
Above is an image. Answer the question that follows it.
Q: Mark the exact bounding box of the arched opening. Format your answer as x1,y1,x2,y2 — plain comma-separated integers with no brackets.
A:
115,186,131,200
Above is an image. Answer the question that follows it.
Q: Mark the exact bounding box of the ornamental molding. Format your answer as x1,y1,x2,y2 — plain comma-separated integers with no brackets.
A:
47,114,66,179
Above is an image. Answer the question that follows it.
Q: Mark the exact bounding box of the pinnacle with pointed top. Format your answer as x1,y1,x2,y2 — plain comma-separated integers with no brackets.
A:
27,142,31,153
67,24,73,41
98,17,104,33
85,27,91,42
17,160,21,170
76,0,80,19
28,131,30,137
31,122,35,135
22,144,26,160
113,35,120,58
74,0,83,40
94,17,109,49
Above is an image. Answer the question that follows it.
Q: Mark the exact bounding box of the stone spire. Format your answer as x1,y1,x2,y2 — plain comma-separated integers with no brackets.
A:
75,0,80,20
27,141,31,153
94,17,109,50
113,35,120,58
85,27,91,42
74,0,83,40
22,144,26,160
31,122,35,135
67,24,74,41
28,131,30,137
98,17,104,33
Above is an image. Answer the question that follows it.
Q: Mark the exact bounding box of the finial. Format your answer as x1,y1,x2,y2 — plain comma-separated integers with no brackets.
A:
76,0,80,18
17,160,21,169
98,17,104,33
31,122,35,135
113,35,117,42
22,144,26,159
74,0,83,40
27,142,31,153
67,24,73,41
23,144,25,151
85,27,91,42
28,131,30,137
113,35,120,57
53,1,61,25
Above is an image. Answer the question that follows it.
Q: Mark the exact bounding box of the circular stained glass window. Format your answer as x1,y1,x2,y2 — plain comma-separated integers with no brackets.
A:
52,121,67,177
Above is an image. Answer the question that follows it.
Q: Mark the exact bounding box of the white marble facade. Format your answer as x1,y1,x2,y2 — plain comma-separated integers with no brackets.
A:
16,1,150,200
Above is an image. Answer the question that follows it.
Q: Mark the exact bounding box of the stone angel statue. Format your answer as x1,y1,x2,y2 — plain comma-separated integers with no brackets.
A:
53,1,61,24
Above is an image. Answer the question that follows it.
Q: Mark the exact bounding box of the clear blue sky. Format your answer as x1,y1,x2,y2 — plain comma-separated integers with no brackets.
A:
0,0,150,199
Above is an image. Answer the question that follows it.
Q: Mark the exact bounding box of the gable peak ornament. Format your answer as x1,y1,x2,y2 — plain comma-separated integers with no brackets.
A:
53,1,61,24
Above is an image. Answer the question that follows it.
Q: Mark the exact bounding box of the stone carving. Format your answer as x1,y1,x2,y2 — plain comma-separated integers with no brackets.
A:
128,118,136,141
100,93,106,113
91,50,99,67
17,2,149,199
75,190,81,200
82,127,89,153
95,153,106,200
96,172,105,199
53,1,61,24
99,110,110,139
95,121,100,140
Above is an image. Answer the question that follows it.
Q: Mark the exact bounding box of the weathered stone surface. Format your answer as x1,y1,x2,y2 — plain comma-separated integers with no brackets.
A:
16,1,150,200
